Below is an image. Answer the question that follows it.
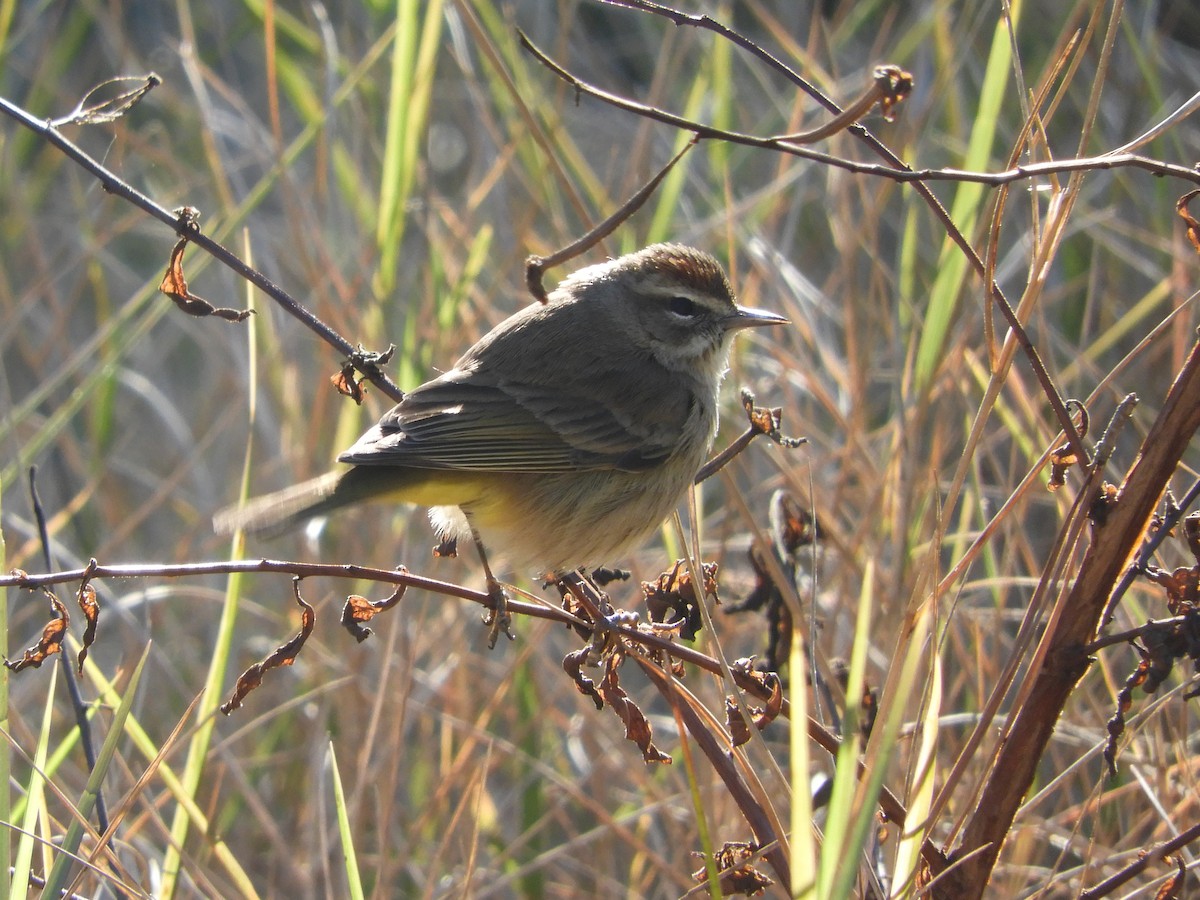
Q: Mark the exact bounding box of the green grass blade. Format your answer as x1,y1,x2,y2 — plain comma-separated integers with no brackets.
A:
912,1,1021,393
329,742,365,900
890,632,943,896
8,661,54,900
789,635,816,897
817,561,876,898
80,658,259,896
374,0,445,297
831,595,937,900
42,644,150,898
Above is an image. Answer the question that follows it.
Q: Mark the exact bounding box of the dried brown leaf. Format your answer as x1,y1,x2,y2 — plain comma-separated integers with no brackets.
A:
1183,513,1200,565
331,364,367,404
160,210,253,323
221,579,315,714
6,590,68,672
76,583,100,673
56,74,161,126
1153,855,1185,900
599,656,671,764
1089,482,1119,524
725,668,783,748
563,647,603,710
1048,401,1089,491
1177,190,1200,254
340,579,407,643
726,696,752,748
432,536,458,558
874,64,913,121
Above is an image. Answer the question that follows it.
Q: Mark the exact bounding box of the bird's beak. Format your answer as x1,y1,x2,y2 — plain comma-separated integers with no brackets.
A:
726,304,789,330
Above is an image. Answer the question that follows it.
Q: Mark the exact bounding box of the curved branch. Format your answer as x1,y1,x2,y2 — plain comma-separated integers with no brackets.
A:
514,12,1200,469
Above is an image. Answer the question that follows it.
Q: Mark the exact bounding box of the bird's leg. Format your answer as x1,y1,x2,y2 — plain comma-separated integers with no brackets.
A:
471,529,514,648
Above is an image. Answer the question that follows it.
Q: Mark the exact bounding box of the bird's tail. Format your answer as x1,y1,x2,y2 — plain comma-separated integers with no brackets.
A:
213,468,417,536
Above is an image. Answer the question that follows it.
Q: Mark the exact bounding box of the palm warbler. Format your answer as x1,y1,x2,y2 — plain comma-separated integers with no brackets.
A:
215,243,787,578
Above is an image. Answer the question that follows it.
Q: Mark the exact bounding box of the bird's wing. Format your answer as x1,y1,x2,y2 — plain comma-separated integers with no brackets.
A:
338,366,694,473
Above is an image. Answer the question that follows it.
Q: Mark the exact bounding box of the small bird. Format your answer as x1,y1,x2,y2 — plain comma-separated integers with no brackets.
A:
215,243,786,616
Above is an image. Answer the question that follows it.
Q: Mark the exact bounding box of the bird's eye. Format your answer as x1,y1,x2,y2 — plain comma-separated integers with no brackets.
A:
668,295,701,318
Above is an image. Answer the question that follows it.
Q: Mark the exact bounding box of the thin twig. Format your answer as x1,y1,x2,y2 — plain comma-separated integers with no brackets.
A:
1078,820,1200,900
2,559,494,608
0,88,404,403
1083,615,1191,654
695,391,806,483
518,6,1200,467
524,22,1200,179
694,427,759,484
524,134,698,301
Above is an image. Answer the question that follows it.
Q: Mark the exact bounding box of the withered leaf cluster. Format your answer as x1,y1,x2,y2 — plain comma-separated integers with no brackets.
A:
1106,511,1200,776
561,563,744,764
872,64,913,122
643,559,719,642
562,648,672,764
5,575,101,674
332,345,395,406
725,664,783,749
725,491,819,675
740,389,806,449
691,841,773,896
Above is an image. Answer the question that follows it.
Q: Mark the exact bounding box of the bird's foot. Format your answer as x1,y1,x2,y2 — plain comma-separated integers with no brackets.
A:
483,580,514,649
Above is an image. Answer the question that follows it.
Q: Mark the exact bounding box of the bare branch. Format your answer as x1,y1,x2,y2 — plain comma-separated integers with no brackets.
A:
519,7,1200,469
942,338,1200,896
0,89,404,403
1079,821,1200,900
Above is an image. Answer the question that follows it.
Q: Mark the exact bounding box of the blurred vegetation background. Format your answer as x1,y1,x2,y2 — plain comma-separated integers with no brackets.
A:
2,0,1200,896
